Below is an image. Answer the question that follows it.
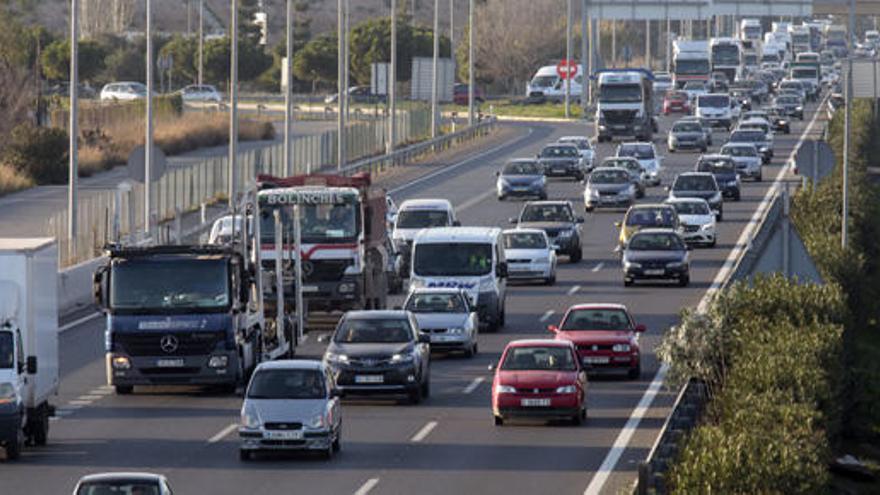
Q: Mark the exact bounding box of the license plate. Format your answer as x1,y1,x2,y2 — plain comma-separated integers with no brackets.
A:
521,398,551,407
156,358,184,368
434,335,456,342
583,356,610,365
302,285,319,292
264,430,303,440
644,269,665,276
355,375,384,384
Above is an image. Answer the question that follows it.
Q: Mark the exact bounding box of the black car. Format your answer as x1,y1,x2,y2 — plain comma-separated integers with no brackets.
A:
511,201,584,262
667,172,724,220
537,144,585,181
695,155,741,201
773,94,804,120
623,229,691,287
323,310,431,404
764,106,792,134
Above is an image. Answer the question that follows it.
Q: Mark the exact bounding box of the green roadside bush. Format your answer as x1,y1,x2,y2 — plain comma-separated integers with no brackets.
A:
1,124,68,184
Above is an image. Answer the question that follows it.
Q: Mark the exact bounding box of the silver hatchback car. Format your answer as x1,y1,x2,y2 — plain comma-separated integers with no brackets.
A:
239,360,342,460
404,288,479,357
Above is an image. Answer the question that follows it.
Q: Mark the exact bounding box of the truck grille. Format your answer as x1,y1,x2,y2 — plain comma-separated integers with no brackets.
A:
303,259,350,282
116,331,226,356
603,109,637,124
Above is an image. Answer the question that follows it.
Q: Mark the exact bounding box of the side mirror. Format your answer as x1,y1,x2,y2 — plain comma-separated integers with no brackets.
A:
419,334,431,344
495,170,500,177
487,363,496,372
453,220,461,227
26,356,37,375
576,216,585,224
496,262,508,278
508,217,518,225
92,266,108,308
634,324,647,333
547,325,559,333
614,221,622,228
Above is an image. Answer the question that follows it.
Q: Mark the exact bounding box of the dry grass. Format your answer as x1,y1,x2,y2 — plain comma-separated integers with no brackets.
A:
0,163,35,196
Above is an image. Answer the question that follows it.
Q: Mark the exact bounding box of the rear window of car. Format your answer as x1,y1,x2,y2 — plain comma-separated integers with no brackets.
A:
503,162,541,175
730,131,765,142
722,145,758,157
625,207,677,227
617,145,655,159
697,95,729,107
247,369,326,400
405,293,467,313
673,123,701,133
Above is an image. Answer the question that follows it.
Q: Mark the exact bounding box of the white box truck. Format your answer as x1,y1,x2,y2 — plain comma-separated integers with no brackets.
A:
0,238,59,460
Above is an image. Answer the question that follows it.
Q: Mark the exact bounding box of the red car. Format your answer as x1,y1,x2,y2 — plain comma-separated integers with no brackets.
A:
453,83,484,105
490,339,587,426
548,303,645,379
663,91,690,115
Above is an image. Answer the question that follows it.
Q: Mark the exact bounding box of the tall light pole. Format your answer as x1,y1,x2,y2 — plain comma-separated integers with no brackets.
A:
646,20,651,70
581,0,588,117
337,0,345,169
145,0,154,235
198,0,204,86
565,0,572,118
228,0,238,209
69,0,79,257
389,0,398,151
611,20,616,67
467,0,475,125
666,15,671,73
843,0,855,249
284,0,293,175
344,0,350,121
431,0,440,139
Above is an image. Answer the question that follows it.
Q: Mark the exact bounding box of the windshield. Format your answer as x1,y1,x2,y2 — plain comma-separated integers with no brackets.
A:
675,59,710,75
559,139,591,150
697,159,736,174
561,308,631,331
0,333,12,369
247,369,325,400
334,317,412,343
777,97,799,105
110,258,230,312
530,75,557,88
683,81,706,90
722,145,758,157
260,202,358,244
674,176,717,191
396,209,449,229
712,45,740,65
730,131,765,142
413,242,493,276
744,26,762,38
503,231,547,249
520,204,573,222
673,123,702,133
792,68,817,79
697,95,730,108
626,207,677,227
540,146,579,158
502,162,541,175
598,84,642,103
671,201,711,215
500,346,576,371
666,92,687,101
792,34,810,43
77,483,160,495
629,233,686,251
405,293,467,313
617,145,654,159
591,169,631,184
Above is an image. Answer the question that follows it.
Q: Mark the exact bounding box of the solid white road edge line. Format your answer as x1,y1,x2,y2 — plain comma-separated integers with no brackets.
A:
410,421,438,443
353,478,380,495
207,423,239,444
463,377,485,394
59,312,102,333
540,310,555,322
583,95,829,495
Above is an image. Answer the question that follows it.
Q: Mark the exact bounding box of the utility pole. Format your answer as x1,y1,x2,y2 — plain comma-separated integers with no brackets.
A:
646,20,651,70
449,0,454,58
337,0,345,168
389,0,398,150
666,15,671,73
843,0,855,249
198,0,204,86
344,0,350,122
468,0,475,125
69,0,79,257
611,20,616,67
565,0,572,118
228,0,238,209
586,0,593,105
284,0,293,175
581,0,588,117
431,0,439,139
146,0,154,235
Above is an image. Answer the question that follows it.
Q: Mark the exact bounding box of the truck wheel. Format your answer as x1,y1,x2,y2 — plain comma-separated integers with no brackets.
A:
31,409,49,446
5,428,23,460
114,385,133,395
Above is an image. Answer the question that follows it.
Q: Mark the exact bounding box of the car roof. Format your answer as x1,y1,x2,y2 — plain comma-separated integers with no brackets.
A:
399,198,453,210
77,473,165,484
618,142,653,147
558,136,589,142
666,197,710,205
699,154,733,161
631,227,681,236
543,142,579,149
565,303,629,312
407,287,466,295
629,203,674,210
255,359,324,372
503,228,547,236
678,171,715,178
524,200,572,207
343,310,411,320
413,226,501,243
505,339,574,349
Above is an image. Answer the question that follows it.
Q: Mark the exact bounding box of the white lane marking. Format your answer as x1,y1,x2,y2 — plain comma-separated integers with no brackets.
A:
583,96,829,495
67,400,92,406
410,421,438,443
77,395,102,401
353,478,380,495
567,285,581,296
49,416,61,422
388,126,537,195
455,187,498,212
540,310,555,322
59,312,102,333
91,389,114,396
591,262,604,273
57,405,83,412
207,423,239,444
463,377,485,394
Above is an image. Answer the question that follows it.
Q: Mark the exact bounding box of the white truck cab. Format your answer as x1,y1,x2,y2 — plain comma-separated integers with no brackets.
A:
392,199,460,274
526,65,584,103
409,227,507,332
695,93,734,130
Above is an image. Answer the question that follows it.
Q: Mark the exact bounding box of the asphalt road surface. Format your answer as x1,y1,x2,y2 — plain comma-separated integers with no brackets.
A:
1,99,826,495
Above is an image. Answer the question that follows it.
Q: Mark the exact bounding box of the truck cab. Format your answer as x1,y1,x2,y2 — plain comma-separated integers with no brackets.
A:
710,37,743,84
596,69,655,143
392,199,459,275
94,245,266,394
526,64,584,103
672,40,711,89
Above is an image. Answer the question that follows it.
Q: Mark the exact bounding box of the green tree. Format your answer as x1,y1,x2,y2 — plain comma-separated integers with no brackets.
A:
203,36,272,86
292,33,337,87
41,39,107,82
102,39,146,83
159,35,198,86
256,0,313,91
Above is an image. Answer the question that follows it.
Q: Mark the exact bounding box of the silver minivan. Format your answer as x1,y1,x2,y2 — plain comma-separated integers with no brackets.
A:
239,360,342,460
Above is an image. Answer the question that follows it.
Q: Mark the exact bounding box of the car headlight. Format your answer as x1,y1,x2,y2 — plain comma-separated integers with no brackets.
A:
308,413,326,429
496,385,516,394
112,355,131,370
586,188,599,199
391,352,416,364
795,106,803,111
555,385,577,394
448,327,465,335
701,223,714,231
325,352,349,364
669,135,678,143
666,261,686,269
612,344,631,353
0,382,18,405
624,260,642,269
208,355,228,369
711,192,722,203
241,405,261,429
557,229,574,238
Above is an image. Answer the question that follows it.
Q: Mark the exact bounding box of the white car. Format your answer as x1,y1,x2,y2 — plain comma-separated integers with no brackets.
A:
616,142,663,186
557,136,596,171
502,228,557,285
180,84,222,103
682,80,709,104
719,143,763,181
652,72,674,94
208,214,249,245
665,197,717,247
99,82,147,101
403,288,479,357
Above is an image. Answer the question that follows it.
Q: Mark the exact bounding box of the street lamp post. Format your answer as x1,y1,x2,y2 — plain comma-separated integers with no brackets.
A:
284,0,293,175
228,0,238,209
390,0,398,151
198,0,204,86
69,0,79,258
431,0,440,139
468,0,475,125
146,0,154,235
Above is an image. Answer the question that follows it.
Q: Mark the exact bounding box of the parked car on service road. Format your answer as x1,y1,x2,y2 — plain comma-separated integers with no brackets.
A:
100,82,147,101
622,229,691,287
179,84,222,103
404,288,479,357
453,83,484,105
496,159,547,200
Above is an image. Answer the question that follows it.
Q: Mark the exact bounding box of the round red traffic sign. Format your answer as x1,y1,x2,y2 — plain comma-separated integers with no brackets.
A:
556,59,579,80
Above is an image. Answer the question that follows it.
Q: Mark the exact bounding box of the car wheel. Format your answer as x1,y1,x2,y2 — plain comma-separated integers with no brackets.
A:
571,410,583,426
628,362,642,380
115,385,133,395
323,439,335,459
545,273,556,286
678,275,690,287
5,423,23,460
497,194,506,201
734,192,741,202
493,415,504,426
701,146,708,153
539,193,548,200
570,248,582,263
408,386,422,405
585,206,594,213
30,409,49,446
332,429,342,452
668,147,676,153
756,171,763,182
239,449,252,462
421,376,431,398
709,238,717,248
464,342,477,358
624,278,633,287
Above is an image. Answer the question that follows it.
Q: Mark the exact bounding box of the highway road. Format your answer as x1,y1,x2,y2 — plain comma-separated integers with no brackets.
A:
1,99,826,494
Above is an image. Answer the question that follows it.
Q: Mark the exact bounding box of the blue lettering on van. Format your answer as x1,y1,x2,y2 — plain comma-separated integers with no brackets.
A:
426,281,477,289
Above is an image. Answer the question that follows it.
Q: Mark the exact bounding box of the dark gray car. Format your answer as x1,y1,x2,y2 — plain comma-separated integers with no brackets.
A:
510,201,584,262
537,144,585,181
623,229,691,287
323,310,431,404
496,159,547,200
667,172,724,220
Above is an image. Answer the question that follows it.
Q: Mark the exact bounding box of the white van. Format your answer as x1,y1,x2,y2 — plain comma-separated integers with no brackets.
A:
392,199,459,274
695,93,733,130
409,227,507,332
526,65,584,103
